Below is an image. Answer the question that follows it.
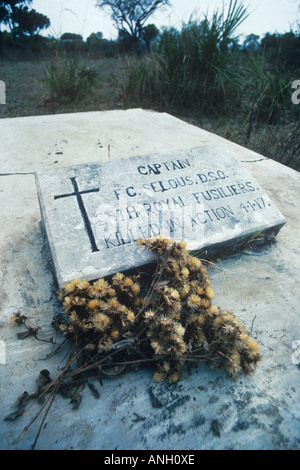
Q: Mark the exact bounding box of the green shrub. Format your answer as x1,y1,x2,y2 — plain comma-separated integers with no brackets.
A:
124,0,248,112
43,53,97,106
245,53,294,124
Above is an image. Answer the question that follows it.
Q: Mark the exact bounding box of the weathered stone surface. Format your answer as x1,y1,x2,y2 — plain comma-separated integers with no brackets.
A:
0,110,299,450
35,145,285,287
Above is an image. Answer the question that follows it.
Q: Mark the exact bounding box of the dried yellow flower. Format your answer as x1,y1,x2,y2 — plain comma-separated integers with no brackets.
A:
132,283,141,294
197,314,205,325
180,283,190,299
92,278,108,291
124,277,133,287
88,299,100,310
113,272,124,282
205,286,215,300
144,310,155,320
209,305,219,314
151,340,164,355
240,332,249,342
247,337,260,353
174,323,185,337
92,313,111,331
127,311,135,323
187,294,201,308
63,278,89,294
170,288,180,300
111,329,119,339
189,256,201,269
181,267,189,277
108,297,120,309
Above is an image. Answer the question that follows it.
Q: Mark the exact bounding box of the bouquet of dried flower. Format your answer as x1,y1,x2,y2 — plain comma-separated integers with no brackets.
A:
7,237,261,448
57,237,261,382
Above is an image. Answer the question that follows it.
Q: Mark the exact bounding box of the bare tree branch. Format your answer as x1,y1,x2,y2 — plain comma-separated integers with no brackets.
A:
96,0,170,40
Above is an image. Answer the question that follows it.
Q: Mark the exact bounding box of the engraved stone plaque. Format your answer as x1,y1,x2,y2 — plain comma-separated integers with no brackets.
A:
35,146,286,286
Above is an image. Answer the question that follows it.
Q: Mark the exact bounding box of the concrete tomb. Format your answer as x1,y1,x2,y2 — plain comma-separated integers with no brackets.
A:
35,145,286,287
1,110,300,450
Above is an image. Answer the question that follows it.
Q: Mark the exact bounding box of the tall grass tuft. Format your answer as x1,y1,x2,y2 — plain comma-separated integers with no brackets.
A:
245,53,293,125
124,0,249,112
43,53,97,107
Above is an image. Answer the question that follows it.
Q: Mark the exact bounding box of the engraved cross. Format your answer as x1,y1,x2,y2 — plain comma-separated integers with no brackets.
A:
54,177,100,252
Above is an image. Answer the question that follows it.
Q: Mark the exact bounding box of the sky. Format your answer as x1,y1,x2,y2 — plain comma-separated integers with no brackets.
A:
15,0,300,41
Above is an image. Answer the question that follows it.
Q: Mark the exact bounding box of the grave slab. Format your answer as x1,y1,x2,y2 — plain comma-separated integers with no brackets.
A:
35,145,286,287
0,109,300,450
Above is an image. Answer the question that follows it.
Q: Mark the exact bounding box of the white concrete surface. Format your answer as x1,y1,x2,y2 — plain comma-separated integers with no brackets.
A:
0,109,300,450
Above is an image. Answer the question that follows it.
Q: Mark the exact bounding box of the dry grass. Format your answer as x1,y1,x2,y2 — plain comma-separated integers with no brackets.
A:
0,55,299,171
0,56,127,118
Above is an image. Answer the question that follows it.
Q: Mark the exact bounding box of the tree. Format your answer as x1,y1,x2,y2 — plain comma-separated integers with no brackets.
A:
0,0,50,49
0,3,9,50
142,22,159,48
0,0,32,41
260,31,300,68
86,31,104,47
243,33,260,51
15,7,50,37
96,0,170,44
87,32,108,54
60,32,83,42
